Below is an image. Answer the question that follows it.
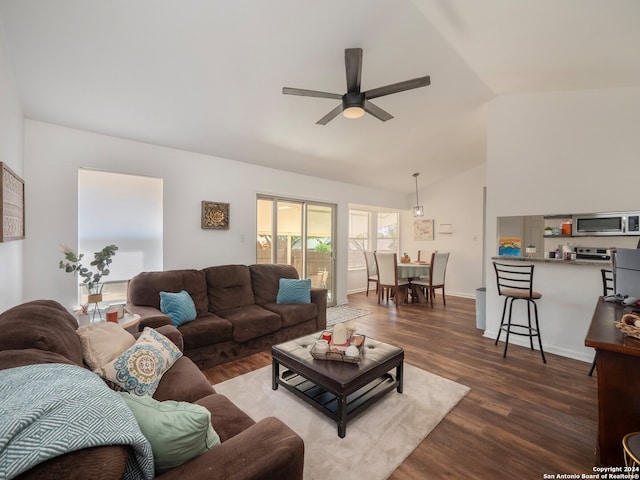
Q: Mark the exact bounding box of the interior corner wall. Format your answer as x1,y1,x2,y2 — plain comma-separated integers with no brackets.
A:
22,120,406,309
0,18,24,311
400,163,486,298
485,87,640,359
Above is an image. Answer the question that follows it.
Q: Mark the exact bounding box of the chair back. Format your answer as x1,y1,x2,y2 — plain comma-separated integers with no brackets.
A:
418,250,435,262
430,252,450,286
601,269,614,296
364,250,377,277
375,253,398,286
493,262,535,297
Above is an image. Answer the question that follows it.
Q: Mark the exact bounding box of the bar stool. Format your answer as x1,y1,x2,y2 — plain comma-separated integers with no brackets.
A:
623,432,640,473
493,262,546,363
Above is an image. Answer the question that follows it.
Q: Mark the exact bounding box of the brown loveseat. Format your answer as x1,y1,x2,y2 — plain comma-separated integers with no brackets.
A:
0,299,304,480
126,263,327,369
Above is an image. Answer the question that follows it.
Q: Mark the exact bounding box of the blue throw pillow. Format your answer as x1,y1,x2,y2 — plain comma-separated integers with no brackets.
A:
159,290,197,327
276,278,311,304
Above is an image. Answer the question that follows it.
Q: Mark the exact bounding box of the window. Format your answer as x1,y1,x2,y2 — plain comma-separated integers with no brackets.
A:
348,209,369,269
347,208,400,269
376,212,399,253
78,169,163,306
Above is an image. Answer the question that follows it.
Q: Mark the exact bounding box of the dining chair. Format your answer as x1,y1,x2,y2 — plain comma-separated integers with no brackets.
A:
410,252,450,307
417,250,435,263
374,253,410,306
363,250,379,297
589,268,614,375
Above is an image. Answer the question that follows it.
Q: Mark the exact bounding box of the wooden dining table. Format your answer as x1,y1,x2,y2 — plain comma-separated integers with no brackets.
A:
397,263,430,303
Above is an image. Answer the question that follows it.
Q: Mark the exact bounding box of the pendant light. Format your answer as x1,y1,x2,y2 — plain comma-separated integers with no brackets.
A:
412,173,424,217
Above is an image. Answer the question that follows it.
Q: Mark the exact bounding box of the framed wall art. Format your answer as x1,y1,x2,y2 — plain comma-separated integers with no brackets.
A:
414,219,434,241
201,201,229,230
0,162,25,242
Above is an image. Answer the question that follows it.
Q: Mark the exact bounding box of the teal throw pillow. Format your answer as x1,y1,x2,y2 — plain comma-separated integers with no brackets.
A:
276,278,311,304
160,290,197,327
119,392,220,474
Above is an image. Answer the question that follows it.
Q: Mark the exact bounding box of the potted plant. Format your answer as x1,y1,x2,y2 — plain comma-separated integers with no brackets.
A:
400,253,411,263
544,227,553,236
59,244,118,305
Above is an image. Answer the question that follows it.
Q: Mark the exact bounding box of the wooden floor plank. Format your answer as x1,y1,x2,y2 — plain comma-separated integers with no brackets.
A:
203,293,599,479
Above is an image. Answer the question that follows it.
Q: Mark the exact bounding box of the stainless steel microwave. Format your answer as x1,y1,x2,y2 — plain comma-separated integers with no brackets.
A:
572,212,640,236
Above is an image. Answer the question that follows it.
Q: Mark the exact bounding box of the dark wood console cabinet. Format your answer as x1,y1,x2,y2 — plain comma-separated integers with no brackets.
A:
585,298,640,466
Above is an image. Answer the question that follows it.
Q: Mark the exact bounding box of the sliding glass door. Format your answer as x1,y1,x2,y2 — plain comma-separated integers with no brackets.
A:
257,196,336,306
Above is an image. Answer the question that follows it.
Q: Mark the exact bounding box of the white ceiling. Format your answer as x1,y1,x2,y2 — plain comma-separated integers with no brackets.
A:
1,0,639,194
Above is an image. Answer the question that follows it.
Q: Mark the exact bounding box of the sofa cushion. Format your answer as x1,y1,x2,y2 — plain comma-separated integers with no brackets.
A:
195,393,256,442
276,278,311,304
160,290,197,327
216,305,282,343
77,322,136,370
204,265,255,312
153,356,215,403
262,302,318,328
249,264,299,305
176,312,233,350
0,299,84,366
96,327,182,396
120,392,220,474
127,270,209,315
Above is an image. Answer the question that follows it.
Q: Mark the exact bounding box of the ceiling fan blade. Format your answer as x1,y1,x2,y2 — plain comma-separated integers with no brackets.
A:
364,75,431,100
316,104,343,125
282,87,342,100
344,48,362,93
363,100,393,122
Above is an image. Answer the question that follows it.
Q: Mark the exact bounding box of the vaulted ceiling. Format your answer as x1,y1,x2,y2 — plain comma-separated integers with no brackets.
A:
1,0,639,194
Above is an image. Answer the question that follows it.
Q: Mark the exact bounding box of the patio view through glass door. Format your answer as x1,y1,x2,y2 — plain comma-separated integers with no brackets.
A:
257,196,336,306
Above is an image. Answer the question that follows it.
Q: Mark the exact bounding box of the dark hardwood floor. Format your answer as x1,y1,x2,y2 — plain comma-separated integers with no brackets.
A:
203,292,599,479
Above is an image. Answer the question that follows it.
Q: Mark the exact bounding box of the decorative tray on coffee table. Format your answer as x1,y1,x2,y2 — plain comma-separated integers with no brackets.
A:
311,332,366,363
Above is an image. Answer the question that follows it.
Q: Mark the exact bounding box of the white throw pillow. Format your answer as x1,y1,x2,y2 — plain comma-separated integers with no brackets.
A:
77,321,136,370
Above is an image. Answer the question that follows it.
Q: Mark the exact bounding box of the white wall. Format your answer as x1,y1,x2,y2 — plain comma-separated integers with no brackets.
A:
400,163,486,298
0,18,24,311
485,87,640,361
23,120,407,309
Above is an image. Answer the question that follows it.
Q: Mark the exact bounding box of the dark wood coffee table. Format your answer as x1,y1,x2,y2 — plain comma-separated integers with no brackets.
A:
271,333,404,438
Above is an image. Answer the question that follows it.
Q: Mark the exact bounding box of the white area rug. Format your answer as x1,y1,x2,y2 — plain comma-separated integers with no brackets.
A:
213,364,470,480
326,305,370,326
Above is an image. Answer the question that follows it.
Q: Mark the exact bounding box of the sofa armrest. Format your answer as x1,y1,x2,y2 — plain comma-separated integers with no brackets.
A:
310,287,327,331
126,303,172,331
154,324,184,352
155,416,304,480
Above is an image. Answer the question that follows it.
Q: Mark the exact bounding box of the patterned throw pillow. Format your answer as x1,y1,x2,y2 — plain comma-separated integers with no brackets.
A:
96,327,182,396
276,278,312,304
160,290,197,327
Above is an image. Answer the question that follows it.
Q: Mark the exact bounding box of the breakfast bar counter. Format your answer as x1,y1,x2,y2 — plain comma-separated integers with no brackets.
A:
491,255,609,267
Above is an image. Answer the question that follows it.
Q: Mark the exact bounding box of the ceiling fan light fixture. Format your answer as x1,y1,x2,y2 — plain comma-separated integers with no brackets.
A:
343,106,365,119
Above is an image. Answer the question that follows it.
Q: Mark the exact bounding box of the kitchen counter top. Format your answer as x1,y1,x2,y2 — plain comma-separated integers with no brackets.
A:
491,255,609,266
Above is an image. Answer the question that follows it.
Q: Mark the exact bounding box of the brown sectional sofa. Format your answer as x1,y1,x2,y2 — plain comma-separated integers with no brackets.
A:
0,299,304,479
126,263,327,369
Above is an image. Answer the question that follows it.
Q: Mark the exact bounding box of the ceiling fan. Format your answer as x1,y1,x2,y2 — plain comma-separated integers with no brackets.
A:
282,48,431,125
